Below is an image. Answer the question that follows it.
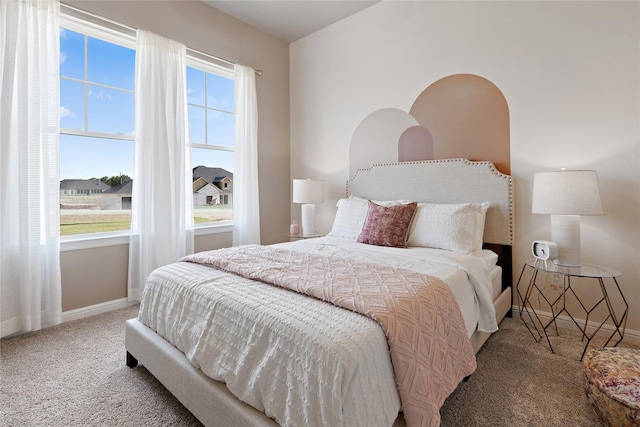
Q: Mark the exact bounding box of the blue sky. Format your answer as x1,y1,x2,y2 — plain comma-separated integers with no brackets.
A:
59,28,235,181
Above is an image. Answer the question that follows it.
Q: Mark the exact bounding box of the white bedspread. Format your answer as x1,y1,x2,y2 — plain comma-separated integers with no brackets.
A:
277,237,499,334
137,237,498,427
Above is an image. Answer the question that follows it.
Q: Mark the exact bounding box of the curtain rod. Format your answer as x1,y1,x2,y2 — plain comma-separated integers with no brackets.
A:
60,3,263,76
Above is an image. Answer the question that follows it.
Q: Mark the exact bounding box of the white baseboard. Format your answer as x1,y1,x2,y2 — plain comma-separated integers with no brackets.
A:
62,298,137,323
511,305,640,348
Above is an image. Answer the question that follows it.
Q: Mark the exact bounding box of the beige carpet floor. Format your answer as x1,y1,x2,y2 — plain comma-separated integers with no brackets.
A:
0,304,617,426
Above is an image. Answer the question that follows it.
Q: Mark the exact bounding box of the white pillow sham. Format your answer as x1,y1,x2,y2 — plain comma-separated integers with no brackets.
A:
328,196,412,240
328,196,369,240
472,202,490,252
407,202,490,254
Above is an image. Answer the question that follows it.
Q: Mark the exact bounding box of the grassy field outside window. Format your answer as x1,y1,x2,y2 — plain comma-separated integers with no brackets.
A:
60,206,232,235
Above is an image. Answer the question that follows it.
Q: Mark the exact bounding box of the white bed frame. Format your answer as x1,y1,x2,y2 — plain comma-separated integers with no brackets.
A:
125,158,514,427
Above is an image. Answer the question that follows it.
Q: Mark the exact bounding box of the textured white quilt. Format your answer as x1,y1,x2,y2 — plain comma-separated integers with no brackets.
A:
137,237,498,427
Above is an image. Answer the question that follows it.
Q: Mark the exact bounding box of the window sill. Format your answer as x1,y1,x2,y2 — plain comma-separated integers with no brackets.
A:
61,223,233,252
195,222,233,236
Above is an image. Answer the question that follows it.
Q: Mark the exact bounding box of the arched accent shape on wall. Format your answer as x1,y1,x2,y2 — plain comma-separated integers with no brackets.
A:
398,126,433,162
410,74,510,174
349,108,419,178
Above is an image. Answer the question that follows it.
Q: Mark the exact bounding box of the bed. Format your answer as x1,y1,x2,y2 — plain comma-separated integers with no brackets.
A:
125,158,514,427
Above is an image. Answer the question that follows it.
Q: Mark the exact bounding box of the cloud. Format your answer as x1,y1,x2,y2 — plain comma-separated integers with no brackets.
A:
60,51,67,65
60,106,75,119
92,91,112,100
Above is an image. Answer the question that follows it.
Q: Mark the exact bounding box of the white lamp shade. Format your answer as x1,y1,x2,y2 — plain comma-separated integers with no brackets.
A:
532,169,603,267
292,179,325,204
532,170,603,215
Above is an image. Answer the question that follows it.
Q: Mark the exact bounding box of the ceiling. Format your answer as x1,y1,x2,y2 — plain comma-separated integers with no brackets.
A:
202,1,380,43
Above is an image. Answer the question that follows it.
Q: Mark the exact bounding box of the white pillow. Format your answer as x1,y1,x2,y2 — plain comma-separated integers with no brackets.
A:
407,202,490,253
473,202,490,252
327,196,369,240
328,196,413,240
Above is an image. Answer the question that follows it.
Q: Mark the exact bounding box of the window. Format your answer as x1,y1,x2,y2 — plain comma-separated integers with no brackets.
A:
59,17,136,237
59,10,236,239
187,58,235,225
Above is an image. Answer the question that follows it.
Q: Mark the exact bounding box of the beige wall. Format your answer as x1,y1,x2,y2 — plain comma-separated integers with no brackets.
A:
61,0,290,311
61,244,128,311
290,1,640,340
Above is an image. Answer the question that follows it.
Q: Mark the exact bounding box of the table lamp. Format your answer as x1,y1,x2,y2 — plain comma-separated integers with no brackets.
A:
532,169,603,267
293,178,325,236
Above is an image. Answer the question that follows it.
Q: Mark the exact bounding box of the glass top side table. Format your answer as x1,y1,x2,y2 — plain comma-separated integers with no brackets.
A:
517,260,629,360
284,232,324,240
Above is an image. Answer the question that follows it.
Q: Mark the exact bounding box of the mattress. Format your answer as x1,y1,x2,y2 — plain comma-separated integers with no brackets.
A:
489,264,503,300
137,237,499,426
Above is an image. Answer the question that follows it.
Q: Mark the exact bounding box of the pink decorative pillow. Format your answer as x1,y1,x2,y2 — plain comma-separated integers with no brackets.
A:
357,201,417,247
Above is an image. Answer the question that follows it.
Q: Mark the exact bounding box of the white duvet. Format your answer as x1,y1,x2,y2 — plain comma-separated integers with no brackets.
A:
137,237,498,427
278,237,500,335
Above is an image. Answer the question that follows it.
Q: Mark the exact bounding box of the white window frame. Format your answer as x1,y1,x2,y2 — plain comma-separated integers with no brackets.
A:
59,12,138,250
59,10,236,252
60,13,136,140
186,55,236,230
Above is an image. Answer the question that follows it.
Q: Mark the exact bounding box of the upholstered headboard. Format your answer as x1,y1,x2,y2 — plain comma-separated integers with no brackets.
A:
346,158,514,246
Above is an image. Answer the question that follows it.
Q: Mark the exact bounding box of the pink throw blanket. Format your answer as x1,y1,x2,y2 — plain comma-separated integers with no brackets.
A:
182,245,476,427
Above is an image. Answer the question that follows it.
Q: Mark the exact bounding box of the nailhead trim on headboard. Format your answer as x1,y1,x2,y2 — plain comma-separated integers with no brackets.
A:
346,158,514,246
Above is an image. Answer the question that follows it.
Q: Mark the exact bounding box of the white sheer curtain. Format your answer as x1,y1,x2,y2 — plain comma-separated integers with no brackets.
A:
0,0,61,337
232,65,260,246
127,30,193,302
